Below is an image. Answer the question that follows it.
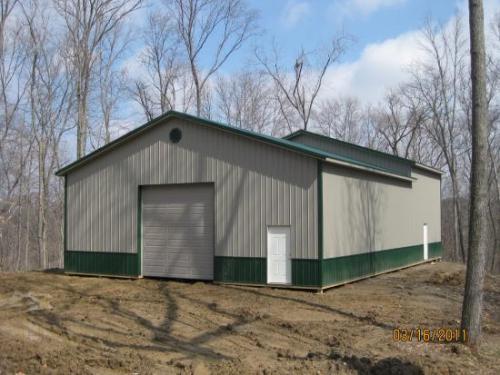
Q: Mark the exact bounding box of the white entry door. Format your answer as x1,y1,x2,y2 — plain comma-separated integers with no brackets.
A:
267,226,291,284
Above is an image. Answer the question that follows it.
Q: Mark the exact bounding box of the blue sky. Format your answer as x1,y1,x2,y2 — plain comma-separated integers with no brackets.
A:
221,0,459,72
121,0,500,133
125,1,468,105
64,0,500,160
265,1,452,60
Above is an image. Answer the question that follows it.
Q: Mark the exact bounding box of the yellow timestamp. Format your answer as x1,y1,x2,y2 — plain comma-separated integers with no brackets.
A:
393,328,467,343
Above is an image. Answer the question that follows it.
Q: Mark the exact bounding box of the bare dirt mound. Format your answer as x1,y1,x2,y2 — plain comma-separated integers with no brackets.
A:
428,270,464,286
0,261,499,374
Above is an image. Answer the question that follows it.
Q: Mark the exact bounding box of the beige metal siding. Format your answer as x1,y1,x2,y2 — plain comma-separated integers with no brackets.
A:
142,184,214,279
322,164,441,258
66,118,318,259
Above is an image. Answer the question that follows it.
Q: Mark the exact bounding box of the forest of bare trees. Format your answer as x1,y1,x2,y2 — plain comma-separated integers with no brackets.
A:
0,0,498,273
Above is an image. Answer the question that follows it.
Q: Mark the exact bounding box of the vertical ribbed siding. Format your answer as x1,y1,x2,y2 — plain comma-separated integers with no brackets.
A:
317,161,323,284
66,119,318,259
137,187,142,276
429,242,443,258
321,164,442,259
321,243,432,286
214,256,266,284
64,176,68,256
64,251,139,276
292,259,321,287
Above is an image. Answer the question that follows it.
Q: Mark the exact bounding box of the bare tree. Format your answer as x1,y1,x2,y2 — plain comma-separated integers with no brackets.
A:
132,12,181,120
484,12,500,272
409,17,469,261
461,0,490,348
370,86,432,159
95,24,128,145
215,70,275,133
54,0,142,157
257,38,347,131
132,80,155,121
315,96,364,143
24,0,73,269
485,143,499,270
164,0,258,116
0,0,26,211
0,0,30,269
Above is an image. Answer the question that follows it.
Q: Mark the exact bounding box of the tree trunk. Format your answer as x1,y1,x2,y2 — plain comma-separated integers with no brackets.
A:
76,82,88,158
488,199,497,271
38,143,46,269
29,48,37,271
190,62,202,116
487,148,499,272
461,0,489,349
104,112,111,144
42,178,49,268
195,85,201,117
450,172,466,261
16,138,24,270
16,167,23,271
25,189,31,271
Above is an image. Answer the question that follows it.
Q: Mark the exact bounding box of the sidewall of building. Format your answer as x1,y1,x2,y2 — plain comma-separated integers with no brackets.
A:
320,163,442,287
64,119,320,285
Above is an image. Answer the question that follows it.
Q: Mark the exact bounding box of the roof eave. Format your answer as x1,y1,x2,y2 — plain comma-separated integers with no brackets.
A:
282,129,306,140
413,162,443,176
55,112,173,176
324,158,415,183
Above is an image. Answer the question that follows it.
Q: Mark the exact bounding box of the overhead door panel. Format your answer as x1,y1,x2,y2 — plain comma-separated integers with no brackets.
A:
142,184,214,279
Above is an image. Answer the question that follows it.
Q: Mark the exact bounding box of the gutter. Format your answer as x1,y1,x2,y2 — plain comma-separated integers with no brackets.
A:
413,162,443,176
325,158,415,183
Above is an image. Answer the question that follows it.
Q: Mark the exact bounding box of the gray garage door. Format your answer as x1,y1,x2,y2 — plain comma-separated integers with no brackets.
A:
142,184,214,280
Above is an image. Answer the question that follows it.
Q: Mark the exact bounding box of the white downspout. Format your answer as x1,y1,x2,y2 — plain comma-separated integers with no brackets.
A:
423,223,428,260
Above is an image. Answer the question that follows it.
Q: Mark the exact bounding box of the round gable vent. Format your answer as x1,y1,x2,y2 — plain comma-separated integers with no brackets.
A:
169,128,182,143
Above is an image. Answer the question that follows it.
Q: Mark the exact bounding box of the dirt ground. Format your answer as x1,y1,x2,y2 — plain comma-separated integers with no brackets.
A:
0,261,499,375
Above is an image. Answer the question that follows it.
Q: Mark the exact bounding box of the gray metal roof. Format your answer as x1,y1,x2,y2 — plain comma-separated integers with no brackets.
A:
283,129,442,177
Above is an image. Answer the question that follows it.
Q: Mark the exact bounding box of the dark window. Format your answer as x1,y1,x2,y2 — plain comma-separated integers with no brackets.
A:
170,128,182,143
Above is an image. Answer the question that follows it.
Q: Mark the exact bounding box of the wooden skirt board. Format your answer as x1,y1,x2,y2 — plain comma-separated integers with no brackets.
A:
141,184,214,280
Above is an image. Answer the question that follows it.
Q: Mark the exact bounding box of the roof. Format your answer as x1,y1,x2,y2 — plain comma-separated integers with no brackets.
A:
283,129,414,163
55,111,430,177
283,129,442,176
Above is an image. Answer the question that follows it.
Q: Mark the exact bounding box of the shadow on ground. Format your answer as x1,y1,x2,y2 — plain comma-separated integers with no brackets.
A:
330,351,423,375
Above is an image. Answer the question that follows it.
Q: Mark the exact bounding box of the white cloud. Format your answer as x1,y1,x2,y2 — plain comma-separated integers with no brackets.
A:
281,1,311,28
320,0,500,105
331,0,406,21
320,30,424,104
351,0,406,15
121,46,147,80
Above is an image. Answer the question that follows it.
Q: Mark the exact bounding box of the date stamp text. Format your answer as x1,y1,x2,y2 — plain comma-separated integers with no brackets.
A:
393,328,467,343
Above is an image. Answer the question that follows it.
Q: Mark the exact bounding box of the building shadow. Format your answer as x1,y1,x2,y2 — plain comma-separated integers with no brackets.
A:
330,351,424,375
